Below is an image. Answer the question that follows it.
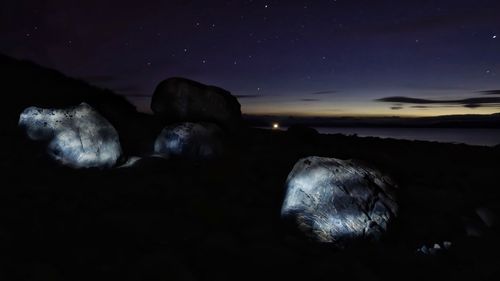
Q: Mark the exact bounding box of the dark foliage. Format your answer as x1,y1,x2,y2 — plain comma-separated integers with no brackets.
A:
0,54,164,158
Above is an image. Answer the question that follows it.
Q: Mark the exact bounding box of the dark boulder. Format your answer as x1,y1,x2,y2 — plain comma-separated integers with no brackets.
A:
281,156,398,247
18,103,122,168
154,122,224,160
151,77,242,131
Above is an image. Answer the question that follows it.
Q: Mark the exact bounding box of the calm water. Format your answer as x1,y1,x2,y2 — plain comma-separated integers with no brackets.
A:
274,127,500,147
319,127,500,147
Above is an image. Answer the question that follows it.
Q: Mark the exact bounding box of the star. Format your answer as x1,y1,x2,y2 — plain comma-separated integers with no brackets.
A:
493,35,497,39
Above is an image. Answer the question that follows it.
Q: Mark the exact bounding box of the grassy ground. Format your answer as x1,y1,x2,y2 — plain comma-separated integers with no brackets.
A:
1,128,499,280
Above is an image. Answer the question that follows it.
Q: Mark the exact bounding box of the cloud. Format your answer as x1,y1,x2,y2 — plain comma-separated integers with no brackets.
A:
478,90,500,95
399,83,472,91
300,98,320,102
390,106,404,110
310,90,338,95
376,96,500,109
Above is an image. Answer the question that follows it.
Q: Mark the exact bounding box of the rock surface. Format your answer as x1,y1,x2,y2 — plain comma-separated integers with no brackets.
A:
281,156,398,246
154,122,224,160
151,77,242,131
19,103,122,168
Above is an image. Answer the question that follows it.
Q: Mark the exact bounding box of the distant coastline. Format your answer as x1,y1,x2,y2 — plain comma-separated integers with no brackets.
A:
244,113,500,129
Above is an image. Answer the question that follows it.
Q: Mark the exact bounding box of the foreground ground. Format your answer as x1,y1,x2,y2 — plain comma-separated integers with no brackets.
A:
1,127,500,280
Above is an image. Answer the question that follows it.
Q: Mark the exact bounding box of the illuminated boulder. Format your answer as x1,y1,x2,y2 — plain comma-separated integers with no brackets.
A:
281,156,398,246
19,103,122,168
154,122,224,160
151,77,242,131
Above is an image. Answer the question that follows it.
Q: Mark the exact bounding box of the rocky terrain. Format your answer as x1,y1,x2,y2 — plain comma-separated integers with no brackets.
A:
1,54,500,280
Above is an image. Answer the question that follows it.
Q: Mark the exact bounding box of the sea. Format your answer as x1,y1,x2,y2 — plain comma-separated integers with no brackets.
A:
271,127,500,147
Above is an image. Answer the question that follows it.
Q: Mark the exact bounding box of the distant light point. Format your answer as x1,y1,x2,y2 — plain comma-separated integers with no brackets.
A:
493,35,497,39
272,123,279,129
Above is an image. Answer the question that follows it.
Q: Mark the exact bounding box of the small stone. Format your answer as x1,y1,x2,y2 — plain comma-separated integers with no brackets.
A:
476,207,496,228
420,245,429,255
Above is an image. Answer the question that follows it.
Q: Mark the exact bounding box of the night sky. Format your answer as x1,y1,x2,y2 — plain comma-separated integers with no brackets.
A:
2,0,500,116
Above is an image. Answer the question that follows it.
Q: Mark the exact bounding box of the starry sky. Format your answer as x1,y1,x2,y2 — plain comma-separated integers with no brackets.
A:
1,0,500,117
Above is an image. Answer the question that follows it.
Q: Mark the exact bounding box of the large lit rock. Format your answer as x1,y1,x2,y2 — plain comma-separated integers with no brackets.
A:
19,103,122,168
281,156,398,246
151,77,242,131
154,122,224,160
